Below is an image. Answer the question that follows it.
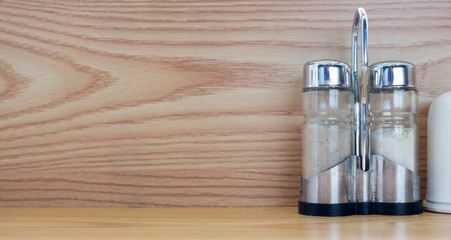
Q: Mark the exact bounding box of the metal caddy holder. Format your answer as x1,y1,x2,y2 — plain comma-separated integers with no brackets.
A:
298,8,423,216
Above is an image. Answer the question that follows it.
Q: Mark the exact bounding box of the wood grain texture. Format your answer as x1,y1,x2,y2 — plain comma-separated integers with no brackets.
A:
0,0,450,207
1,207,451,240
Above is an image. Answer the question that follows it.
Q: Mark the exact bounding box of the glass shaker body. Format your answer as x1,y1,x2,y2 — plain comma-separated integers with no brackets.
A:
302,61,354,179
369,63,419,173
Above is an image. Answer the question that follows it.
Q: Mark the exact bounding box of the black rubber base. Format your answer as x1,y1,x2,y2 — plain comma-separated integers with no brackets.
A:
355,202,373,215
298,200,423,216
298,202,355,216
373,201,423,215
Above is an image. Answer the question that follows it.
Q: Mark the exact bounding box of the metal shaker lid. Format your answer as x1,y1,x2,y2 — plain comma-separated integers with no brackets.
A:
303,60,351,88
370,62,416,89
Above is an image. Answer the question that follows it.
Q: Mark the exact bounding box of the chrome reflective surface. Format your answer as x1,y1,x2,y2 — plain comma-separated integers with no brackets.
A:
372,155,421,203
355,156,372,203
352,7,369,171
300,155,421,204
303,61,351,88
300,156,356,204
370,62,416,89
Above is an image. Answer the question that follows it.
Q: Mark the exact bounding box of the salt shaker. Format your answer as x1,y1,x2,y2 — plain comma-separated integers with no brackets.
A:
299,60,354,216
369,62,419,173
424,91,451,213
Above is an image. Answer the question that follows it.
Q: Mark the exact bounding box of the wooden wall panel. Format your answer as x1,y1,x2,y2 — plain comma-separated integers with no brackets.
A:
0,0,450,206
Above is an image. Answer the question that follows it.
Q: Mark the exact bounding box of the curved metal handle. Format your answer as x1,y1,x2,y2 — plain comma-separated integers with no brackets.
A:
352,8,369,171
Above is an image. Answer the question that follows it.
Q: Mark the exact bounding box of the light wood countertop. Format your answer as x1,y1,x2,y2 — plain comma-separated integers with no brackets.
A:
0,207,450,239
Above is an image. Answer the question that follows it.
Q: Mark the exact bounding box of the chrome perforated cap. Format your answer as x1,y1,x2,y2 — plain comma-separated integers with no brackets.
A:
303,60,351,88
370,62,416,89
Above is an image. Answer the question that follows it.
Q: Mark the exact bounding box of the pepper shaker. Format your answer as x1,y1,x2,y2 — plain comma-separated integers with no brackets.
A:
299,60,355,216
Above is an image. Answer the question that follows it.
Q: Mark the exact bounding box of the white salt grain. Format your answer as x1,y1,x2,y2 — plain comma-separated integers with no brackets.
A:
371,128,416,172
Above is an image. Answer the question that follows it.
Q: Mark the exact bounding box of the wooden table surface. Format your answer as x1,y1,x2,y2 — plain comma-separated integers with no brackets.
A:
0,207,450,239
